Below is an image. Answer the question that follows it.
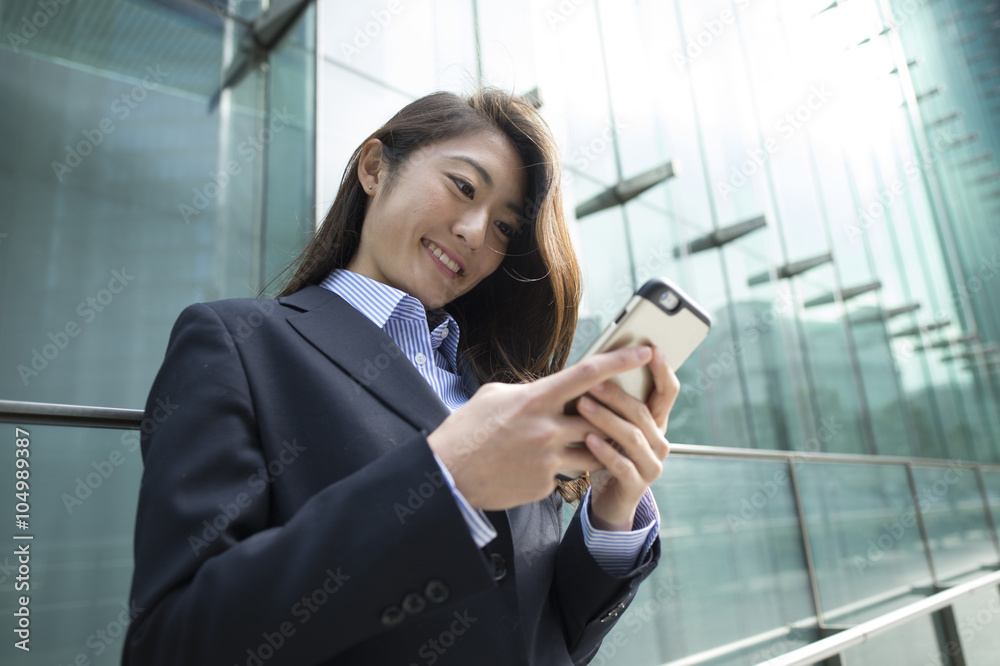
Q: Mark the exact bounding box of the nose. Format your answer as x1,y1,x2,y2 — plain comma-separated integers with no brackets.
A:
452,205,490,250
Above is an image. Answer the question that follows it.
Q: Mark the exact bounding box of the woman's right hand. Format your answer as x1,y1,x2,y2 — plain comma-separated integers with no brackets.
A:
427,345,655,510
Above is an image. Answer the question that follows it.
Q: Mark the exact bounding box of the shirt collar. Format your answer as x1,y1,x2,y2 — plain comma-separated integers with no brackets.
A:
319,269,461,353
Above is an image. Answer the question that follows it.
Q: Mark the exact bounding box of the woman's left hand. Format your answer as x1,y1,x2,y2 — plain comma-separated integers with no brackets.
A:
577,347,680,531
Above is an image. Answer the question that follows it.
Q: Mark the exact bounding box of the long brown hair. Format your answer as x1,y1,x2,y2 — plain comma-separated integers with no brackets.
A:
264,88,589,501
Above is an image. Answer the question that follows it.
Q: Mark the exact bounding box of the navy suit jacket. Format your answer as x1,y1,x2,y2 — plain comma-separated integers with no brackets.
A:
122,284,660,665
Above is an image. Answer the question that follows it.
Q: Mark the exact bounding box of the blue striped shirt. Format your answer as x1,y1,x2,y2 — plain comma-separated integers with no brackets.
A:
320,268,659,575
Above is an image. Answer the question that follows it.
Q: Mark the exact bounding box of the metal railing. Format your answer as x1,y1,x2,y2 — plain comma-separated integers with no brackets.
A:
3,398,1000,666
759,568,1000,666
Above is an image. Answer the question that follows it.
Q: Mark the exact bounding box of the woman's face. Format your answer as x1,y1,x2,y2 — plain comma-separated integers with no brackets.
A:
348,131,528,311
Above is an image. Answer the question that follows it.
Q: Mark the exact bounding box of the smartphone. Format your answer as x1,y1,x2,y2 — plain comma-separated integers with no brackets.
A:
558,277,712,481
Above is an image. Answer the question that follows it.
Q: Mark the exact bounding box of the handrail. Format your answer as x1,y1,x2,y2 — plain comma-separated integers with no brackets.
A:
0,399,142,429
4,397,1000,665
659,579,936,666
756,569,1000,666
3,398,1000,471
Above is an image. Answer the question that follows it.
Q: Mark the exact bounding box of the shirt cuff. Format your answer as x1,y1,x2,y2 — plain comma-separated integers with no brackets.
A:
579,487,660,576
432,452,497,548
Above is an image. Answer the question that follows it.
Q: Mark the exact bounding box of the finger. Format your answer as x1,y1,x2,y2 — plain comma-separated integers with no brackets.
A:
577,395,664,481
647,347,680,430
558,444,605,475
583,432,638,481
533,345,653,407
587,380,669,461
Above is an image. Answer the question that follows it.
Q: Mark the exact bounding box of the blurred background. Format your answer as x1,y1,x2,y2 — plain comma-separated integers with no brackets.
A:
1,0,998,664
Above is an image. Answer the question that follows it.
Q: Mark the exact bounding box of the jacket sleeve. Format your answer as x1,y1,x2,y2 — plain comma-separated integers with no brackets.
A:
122,303,498,665
553,489,661,665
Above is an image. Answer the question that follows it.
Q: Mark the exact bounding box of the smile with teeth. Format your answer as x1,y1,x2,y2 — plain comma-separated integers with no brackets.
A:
423,239,462,275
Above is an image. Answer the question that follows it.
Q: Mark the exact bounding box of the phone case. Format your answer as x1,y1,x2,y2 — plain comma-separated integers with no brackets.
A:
558,278,712,481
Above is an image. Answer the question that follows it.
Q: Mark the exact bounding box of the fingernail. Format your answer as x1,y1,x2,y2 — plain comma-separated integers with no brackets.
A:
636,346,652,361
579,396,596,413
592,381,607,394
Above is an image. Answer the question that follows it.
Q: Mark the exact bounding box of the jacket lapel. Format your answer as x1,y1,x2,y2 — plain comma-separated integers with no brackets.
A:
280,285,452,435
279,285,513,552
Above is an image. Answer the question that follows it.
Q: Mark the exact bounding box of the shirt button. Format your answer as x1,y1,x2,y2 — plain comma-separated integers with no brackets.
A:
440,328,449,339
490,553,507,582
414,352,427,366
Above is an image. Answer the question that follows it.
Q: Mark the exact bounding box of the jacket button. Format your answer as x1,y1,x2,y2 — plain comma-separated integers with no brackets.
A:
402,592,427,615
601,601,628,623
490,553,507,581
425,579,449,604
380,605,405,627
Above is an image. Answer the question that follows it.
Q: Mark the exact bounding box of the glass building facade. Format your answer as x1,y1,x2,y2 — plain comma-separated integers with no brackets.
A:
1,0,998,664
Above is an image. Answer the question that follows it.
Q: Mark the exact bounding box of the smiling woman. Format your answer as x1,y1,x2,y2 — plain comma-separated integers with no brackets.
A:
123,88,680,666
275,89,581,389
346,131,527,310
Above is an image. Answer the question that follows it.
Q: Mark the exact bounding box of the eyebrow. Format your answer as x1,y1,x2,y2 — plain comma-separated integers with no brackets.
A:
445,155,524,220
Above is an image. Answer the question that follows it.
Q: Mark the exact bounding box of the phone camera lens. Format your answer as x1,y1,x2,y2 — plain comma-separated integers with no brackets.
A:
660,290,680,312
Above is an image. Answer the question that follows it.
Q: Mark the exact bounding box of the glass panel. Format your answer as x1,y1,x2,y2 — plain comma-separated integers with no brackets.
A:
1,424,141,666
847,291,914,457
314,62,411,210
315,0,476,97
592,456,815,665
840,614,947,665
0,0,314,408
795,268,871,455
952,583,1000,666
263,5,316,291
797,462,933,624
912,465,999,582
982,470,1000,536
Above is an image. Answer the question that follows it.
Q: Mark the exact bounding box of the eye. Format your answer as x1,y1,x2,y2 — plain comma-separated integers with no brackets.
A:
451,176,475,199
495,221,516,238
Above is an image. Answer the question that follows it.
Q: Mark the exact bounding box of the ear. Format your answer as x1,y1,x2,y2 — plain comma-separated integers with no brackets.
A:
357,138,384,195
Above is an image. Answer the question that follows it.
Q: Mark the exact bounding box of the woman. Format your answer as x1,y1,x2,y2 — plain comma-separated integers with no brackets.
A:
123,88,679,666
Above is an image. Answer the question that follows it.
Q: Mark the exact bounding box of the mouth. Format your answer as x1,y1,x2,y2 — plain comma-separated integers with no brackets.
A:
422,239,464,276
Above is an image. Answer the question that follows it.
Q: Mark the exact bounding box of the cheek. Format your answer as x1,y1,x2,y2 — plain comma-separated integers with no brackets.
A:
481,241,507,275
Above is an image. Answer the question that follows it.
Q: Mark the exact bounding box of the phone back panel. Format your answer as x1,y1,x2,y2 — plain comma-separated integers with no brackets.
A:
579,294,711,402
